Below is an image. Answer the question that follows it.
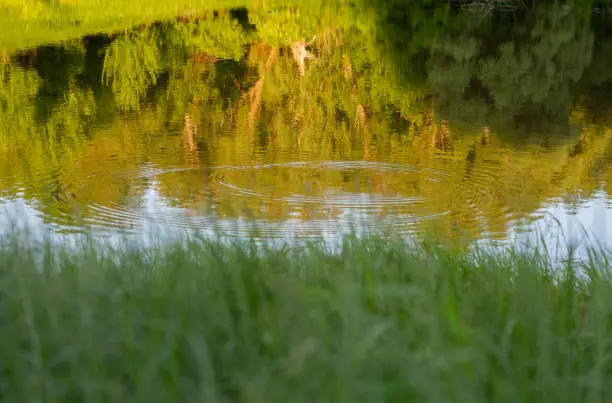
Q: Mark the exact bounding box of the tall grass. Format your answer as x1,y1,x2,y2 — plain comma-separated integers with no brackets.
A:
1,234,612,402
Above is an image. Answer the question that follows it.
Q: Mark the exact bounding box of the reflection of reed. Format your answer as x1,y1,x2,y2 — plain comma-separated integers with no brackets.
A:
183,113,199,167
184,112,216,218
356,104,370,159
343,54,371,160
248,46,278,128
482,125,491,145
177,8,211,22
291,37,316,76
190,52,217,69
432,120,453,151
248,77,265,128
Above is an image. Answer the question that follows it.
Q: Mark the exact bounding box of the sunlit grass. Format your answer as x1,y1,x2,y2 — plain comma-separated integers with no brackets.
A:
0,0,247,51
2,233,612,402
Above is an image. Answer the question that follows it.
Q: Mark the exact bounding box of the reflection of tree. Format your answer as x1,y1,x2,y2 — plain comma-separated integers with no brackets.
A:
249,0,351,76
43,86,96,157
179,11,250,61
427,4,594,132
0,49,9,65
3,3,612,240
0,45,100,223
0,64,41,142
481,7,592,114
249,0,324,46
102,33,160,111
29,41,98,156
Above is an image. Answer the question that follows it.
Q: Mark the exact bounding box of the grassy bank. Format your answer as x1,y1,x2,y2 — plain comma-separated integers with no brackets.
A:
0,0,247,51
1,235,612,402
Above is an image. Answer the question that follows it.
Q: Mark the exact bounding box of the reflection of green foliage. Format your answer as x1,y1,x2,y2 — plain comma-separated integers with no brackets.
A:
250,7,312,44
3,2,612,240
0,64,41,140
155,23,190,74
341,25,427,118
428,4,594,133
34,40,89,127
102,34,160,111
180,14,249,60
479,7,593,114
44,86,96,154
249,0,349,45
361,0,452,87
160,61,225,127
250,2,427,137
0,59,99,209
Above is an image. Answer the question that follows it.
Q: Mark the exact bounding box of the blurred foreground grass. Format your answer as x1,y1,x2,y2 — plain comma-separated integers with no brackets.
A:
2,234,612,402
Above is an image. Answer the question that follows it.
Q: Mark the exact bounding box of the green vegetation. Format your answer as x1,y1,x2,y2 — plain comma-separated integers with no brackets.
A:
1,234,612,402
0,0,246,51
102,33,160,111
3,1,612,239
3,3,612,400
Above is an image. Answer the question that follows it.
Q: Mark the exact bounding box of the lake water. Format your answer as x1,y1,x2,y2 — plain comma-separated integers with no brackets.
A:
1,2,612,249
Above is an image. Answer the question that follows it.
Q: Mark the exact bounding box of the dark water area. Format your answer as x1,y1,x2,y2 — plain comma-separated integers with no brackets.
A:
2,1,612,249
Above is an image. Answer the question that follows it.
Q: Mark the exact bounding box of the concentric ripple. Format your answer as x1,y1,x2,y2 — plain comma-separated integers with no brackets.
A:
213,161,447,207
1,159,504,240
54,160,465,238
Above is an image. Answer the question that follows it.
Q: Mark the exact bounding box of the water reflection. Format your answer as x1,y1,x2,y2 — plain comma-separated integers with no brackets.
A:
1,1,612,248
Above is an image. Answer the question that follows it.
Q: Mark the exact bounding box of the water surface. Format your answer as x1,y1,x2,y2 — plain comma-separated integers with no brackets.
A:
1,2,612,248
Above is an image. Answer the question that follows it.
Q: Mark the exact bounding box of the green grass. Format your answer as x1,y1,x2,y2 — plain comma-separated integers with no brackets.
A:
0,0,248,51
1,234,612,402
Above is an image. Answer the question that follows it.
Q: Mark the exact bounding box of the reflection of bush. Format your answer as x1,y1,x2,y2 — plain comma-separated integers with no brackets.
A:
248,0,333,46
0,64,41,140
102,35,160,111
4,1,612,239
427,5,594,133
179,13,249,61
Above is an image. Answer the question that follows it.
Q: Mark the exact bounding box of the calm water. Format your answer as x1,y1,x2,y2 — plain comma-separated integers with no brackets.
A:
2,2,612,247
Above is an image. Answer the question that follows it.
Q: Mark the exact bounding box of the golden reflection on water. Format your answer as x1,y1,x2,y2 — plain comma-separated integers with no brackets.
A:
1,4,612,243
